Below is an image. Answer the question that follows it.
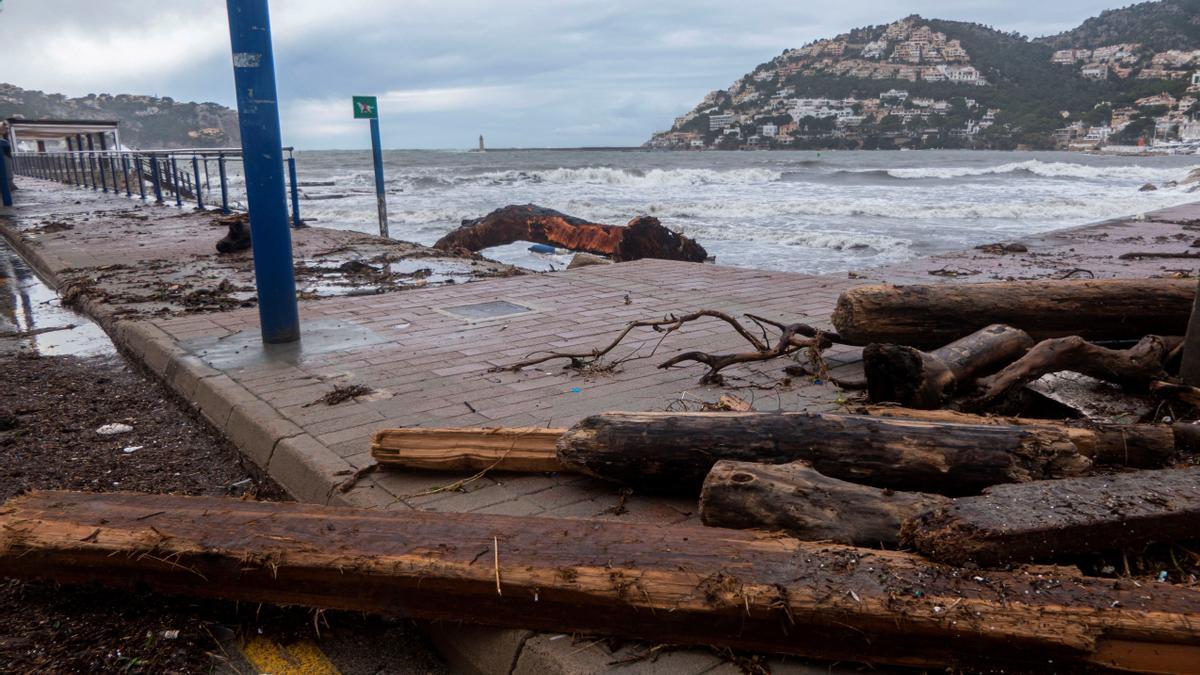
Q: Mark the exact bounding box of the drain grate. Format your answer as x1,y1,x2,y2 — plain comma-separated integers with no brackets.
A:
442,300,534,321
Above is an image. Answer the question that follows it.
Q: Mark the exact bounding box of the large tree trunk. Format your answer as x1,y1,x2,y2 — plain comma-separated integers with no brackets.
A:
832,279,1194,348
3,490,1200,673
863,406,1181,469
700,460,947,545
972,335,1181,406
432,204,708,262
902,467,1200,567
557,412,1091,496
864,324,1033,408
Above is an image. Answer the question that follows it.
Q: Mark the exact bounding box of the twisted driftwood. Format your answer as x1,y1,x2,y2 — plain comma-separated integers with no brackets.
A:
433,204,707,262
971,335,1182,406
496,310,837,384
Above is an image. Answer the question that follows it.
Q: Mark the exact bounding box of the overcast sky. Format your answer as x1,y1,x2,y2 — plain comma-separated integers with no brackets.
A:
0,0,1136,149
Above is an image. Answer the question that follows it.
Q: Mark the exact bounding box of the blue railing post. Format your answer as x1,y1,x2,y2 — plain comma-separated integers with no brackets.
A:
150,155,164,203
0,148,12,207
192,154,205,209
171,155,183,207
88,152,97,190
287,154,301,227
218,153,230,214
135,155,146,200
109,152,119,193
226,0,300,344
122,155,132,197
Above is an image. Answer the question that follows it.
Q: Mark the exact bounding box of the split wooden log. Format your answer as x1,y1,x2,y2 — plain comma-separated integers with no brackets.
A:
901,467,1200,567
864,324,1034,408
557,412,1091,495
864,406,1181,468
3,490,1200,672
432,204,708,262
971,335,1182,406
700,460,947,546
832,279,1195,348
371,427,566,473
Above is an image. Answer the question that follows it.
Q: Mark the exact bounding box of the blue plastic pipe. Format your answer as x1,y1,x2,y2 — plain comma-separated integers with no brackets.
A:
226,0,300,344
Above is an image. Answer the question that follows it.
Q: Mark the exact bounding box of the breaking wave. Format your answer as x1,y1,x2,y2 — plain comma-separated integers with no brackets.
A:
880,160,1192,182
464,166,784,187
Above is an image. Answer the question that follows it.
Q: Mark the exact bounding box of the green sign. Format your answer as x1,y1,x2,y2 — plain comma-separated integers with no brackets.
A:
352,95,378,119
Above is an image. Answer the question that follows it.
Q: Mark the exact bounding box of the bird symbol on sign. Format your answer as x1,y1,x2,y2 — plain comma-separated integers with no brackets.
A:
357,102,375,115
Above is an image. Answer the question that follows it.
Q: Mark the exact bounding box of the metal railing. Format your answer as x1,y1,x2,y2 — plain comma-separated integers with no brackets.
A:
8,147,304,227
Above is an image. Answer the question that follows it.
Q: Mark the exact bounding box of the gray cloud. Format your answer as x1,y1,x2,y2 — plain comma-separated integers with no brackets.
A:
0,0,1136,148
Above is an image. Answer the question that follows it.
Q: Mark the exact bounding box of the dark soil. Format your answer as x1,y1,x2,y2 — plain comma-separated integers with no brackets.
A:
0,352,446,673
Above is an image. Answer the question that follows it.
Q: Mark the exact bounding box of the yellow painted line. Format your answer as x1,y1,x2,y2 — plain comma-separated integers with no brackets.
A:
239,635,342,675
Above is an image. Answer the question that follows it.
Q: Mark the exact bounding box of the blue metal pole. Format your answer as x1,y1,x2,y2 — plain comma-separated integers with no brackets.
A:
226,0,300,343
369,117,389,238
192,154,204,209
218,154,230,214
122,155,132,197
287,154,301,227
150,155,163,203
0,149,12,207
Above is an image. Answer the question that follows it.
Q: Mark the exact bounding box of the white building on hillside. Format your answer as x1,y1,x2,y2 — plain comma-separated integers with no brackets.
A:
709,113,736,130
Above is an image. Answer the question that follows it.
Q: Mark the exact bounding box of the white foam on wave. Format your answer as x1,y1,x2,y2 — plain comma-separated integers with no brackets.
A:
469,166,784,187
883,159,1194,182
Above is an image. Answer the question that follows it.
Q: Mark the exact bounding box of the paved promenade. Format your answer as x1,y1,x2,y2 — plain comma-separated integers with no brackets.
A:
3,176,1199,674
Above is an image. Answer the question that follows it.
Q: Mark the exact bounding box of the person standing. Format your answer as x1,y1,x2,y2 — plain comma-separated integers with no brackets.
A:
0,124,15,192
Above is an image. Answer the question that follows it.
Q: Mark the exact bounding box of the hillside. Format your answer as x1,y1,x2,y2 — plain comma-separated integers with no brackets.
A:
649,4,1200,151
1037,0,1200,51
0,83,239,149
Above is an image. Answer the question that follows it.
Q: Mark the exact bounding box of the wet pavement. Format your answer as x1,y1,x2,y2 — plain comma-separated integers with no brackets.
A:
0,237,113,357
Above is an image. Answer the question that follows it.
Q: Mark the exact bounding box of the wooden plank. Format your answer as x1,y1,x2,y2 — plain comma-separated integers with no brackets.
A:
371,427,565,473
1,491,1199,672
832,279,1195,348
901,467,1200,567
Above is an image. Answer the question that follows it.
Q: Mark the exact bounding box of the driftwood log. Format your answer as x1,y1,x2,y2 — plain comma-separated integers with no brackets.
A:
433,204,708,262
832,279,1195,348
864,406,1182,468
557,412,1091,496
864,324,1033,408
700,460,947,546
2,491,1200,672
902,467,1200,567
972,335,1182,406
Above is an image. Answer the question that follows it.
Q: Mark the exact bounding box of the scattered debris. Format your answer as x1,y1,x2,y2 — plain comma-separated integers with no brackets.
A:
974,242,1028,254
96,423,133,436
304,384,374,407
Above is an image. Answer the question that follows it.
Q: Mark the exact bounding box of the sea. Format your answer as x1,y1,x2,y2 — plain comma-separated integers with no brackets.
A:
279,149,1200,274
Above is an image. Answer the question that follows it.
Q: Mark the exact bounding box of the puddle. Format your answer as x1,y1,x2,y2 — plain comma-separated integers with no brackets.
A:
0,238,115,357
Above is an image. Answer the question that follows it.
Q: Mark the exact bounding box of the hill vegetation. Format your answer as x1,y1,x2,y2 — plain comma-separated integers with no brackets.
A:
0,83,239,149
649,1,1200,151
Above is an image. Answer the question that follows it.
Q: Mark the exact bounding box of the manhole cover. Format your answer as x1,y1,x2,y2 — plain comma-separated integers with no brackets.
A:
442,300,534,321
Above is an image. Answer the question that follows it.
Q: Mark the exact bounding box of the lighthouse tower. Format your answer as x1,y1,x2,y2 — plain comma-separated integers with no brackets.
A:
478,134,486,152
